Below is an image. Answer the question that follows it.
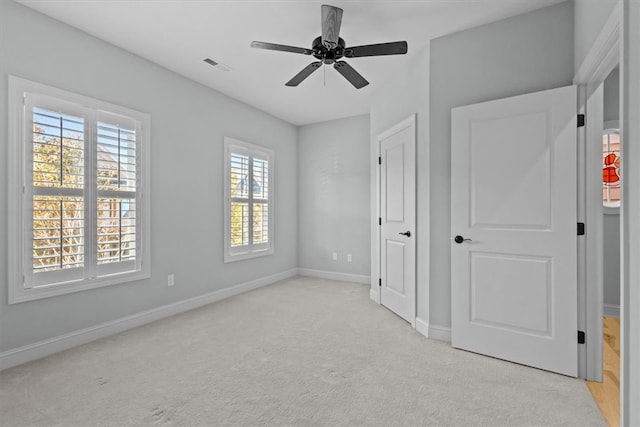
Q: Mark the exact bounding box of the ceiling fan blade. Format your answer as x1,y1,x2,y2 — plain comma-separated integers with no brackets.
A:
321,4,343,49
251,41,313,55
333,61,369,89
286,62,323,86
344,41,408,58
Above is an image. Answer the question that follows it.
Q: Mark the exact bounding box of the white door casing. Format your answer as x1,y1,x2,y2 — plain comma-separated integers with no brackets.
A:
451,85,578,377
379,115,416,325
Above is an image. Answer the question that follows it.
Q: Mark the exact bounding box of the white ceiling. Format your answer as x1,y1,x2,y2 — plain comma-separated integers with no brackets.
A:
18,0,564,125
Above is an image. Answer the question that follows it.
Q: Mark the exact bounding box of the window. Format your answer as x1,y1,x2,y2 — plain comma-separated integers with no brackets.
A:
224,137,274,262
8,76,150,303
602,123,621,209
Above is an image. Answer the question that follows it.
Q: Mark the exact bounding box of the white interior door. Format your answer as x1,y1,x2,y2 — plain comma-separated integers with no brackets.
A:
451,86,578,377
379,116,416,325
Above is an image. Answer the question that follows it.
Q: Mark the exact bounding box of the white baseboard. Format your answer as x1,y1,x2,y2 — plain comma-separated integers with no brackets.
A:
415,317,429,338
604,303,620,318
369,287,380,304
297,268,370,284
428,324,452,343
414,318,451,343
0,269,297,371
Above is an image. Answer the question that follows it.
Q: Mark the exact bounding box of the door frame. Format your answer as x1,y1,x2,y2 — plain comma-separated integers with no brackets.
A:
573,0,621,382
370,114,417,326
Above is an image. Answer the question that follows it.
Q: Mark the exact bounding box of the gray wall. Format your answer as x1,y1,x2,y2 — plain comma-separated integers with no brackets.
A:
604,67,620,122
297,115,370,276
574,0,619,73
0,0,298,353
370,45,430,319
428,1,575,328
603,67,621,308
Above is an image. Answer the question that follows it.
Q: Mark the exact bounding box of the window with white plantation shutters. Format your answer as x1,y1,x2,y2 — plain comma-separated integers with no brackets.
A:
8,76,150,303
224,137,274,262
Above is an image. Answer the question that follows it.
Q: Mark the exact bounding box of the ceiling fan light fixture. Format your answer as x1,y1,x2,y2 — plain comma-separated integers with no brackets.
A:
203,57,231,72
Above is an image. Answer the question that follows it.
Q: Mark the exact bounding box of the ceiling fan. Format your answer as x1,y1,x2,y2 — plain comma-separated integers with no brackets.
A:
251,4,408,89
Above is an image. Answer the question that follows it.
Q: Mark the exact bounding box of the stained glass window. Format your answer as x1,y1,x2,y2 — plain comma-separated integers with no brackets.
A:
603,128,621,208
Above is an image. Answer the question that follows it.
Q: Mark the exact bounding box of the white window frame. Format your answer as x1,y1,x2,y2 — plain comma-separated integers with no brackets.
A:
8,76,151,304
223,137,274,263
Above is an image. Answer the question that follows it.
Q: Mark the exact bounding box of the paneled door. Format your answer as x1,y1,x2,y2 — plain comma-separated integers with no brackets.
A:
379,115,416,325
451,86,578,376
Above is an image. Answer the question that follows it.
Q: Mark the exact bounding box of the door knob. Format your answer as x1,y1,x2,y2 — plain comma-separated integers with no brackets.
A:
454,235,472,244
399,231,411,237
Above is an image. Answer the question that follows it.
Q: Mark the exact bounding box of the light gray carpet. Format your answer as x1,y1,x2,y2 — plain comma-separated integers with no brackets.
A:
1,276,605,426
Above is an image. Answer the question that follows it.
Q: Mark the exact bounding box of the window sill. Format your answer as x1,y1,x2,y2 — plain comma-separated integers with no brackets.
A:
604,205,620,216
8,270,150,304
224,248,274,263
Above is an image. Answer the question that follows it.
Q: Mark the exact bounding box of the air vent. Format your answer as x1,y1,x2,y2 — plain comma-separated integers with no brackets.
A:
203,57,231,72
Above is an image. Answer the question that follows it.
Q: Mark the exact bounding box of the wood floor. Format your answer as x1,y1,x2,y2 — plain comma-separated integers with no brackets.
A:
587,317,620,427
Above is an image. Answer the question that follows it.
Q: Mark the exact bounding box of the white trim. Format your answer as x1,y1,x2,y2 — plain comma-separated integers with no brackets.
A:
604,206,621,216
413,318,453,343
412,318,451,342
428,324,452,343
604,120,621,131
573,1,622,382
604,303,620,318
370,287,380,303
621,1,640,423
0,269,297,371
297,268,370,284
415,317,429,338
370,118,382,299
577,83,604,381
574,1,622,85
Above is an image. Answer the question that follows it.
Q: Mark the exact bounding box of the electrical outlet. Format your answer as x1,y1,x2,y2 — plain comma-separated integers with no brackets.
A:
168,274,175,287
332,252,338,261
347,254,352,262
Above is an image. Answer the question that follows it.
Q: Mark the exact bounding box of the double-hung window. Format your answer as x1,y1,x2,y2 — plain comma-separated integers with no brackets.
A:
8,76,150,303
224,137,274,262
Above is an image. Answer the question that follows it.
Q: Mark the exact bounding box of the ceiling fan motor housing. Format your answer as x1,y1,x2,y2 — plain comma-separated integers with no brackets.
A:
312,36,346,64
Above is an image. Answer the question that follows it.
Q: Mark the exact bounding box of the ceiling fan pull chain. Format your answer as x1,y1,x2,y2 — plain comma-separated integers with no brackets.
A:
323,62,326,87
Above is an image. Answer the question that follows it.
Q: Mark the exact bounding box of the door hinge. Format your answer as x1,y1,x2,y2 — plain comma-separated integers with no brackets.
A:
378,156,382,165
577,222,585,236
578,330,586,344
379,217,382,226
577,114,585,127
379,278,382,287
